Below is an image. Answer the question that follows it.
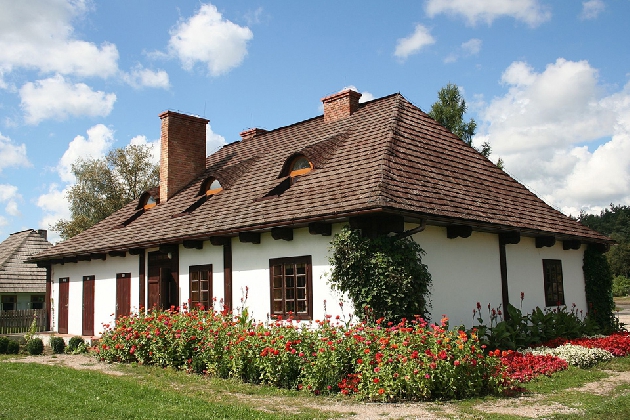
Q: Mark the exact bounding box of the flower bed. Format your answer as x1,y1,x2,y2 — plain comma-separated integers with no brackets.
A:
96,309,506,401
495,350,568,383
527,344,613,368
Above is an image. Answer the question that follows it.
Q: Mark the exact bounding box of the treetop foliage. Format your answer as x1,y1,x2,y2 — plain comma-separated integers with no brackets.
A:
580,204,630,278
52,144,159,240
428,83,477,146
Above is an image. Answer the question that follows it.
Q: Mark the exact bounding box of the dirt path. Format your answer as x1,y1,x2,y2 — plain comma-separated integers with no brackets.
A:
6,353,630,419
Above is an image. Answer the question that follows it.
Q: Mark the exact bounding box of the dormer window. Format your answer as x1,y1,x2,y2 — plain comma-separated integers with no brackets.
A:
289,156,313,178
204,178,223,196
262,155,314,199
146,196,157,208
143,195,157,210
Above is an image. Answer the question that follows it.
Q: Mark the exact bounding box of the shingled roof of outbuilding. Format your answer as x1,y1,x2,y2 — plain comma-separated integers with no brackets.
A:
32,93,609,261
0,229,51,292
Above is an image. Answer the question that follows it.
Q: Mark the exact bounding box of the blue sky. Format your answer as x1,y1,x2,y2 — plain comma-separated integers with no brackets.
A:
1,0,629,243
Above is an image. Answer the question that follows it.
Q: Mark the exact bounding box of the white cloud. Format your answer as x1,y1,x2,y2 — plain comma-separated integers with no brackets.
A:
476,58,630,214
5,200,20,217
57,124,115,182
37,183,71,244
580,0,605,20
0,132,30,172
20,74,116,124
394,24,436,60
122,66,170,89
444,38,482,63
129,135,160,164
425,0,551,27
0,0,119,78
207,124,227,154
462,38,483,56
341,86,375,103
0,184,22,220
167,3,253,76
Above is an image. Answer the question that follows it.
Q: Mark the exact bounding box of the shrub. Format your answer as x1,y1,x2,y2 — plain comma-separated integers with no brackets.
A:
583,245,617,333
96,309,506,401
50,337,66,354
26,338,44,355
328,226,432,323
67,336,86,354
612,275,630,297
6,339,19,354
473,297,600,351
0,336,9,354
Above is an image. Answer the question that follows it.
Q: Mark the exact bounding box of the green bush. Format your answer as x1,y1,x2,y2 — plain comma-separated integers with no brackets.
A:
584,245,617,333
96,308,505,401
6,339,19,354
612,275,630,297
0,336,9,354
26,338,44,355
474,300,600,351
67,336,85,353
50,337,66,354
328,226,432,323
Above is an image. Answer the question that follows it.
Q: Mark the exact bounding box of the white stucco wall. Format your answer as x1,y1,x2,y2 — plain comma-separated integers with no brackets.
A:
51,256,139,336
177,243,225,311
413,225,504,327
505,237,587,316
49,223,590,336
231,225,347,323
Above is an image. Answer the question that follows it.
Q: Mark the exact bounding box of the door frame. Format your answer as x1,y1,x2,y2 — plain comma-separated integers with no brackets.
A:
58,277,69,334
82,275,95,336
116,273,131,319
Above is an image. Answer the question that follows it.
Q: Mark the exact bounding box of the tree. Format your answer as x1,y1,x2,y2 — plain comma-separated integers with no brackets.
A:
429,83,504,167
52,144,159,240
579,204,630,278
428,83,477,146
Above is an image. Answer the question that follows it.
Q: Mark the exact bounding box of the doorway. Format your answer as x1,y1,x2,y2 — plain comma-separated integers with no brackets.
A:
147,249,179,310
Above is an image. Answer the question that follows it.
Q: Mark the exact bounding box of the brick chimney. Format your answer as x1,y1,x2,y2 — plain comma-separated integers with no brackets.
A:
159,111,209,203
321,89,362,123
37,229,47,240
240,127,268,141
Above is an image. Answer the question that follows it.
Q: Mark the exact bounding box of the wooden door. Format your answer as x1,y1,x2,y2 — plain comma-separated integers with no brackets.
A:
148,264,160,309
116,273,131,318
147,250,179,311
58,278,69,334
82,275,95,336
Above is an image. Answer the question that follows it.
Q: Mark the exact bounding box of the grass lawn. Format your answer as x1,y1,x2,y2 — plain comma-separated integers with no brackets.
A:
0,357,339,420
2,354,630,419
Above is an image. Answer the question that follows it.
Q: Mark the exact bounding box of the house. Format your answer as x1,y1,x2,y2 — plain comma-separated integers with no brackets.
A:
30,89,610,336
0,229,51,313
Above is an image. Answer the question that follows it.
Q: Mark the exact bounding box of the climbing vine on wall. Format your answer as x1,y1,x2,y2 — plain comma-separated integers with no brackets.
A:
583,245,617,333
328,226,432,323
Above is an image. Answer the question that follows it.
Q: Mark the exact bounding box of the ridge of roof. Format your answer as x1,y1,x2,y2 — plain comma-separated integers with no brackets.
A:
30,91,610,262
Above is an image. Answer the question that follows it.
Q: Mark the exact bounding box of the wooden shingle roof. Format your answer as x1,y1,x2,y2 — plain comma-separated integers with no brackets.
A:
32,93,609,261
0,229,51,292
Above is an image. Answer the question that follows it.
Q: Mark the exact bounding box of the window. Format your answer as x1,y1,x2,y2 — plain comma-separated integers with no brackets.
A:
270,256,312,320
289,156,313,177
1,295,17,311
543,259,565,307
31,295,45,310
204,178,223,196
189,265,212,310
144,195,157,210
